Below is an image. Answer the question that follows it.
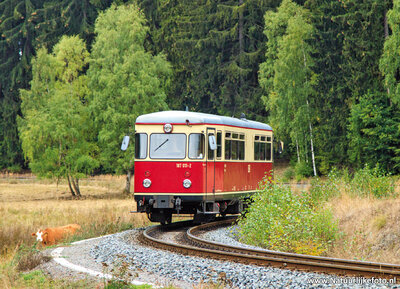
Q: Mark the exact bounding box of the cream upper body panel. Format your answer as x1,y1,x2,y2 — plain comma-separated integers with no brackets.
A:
135,123,273,162
134,110,273,162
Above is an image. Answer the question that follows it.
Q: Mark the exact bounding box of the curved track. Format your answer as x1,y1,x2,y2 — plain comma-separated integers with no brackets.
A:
141,218,400,280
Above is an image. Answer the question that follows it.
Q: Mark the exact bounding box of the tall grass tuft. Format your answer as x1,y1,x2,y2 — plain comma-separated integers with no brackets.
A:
237,180,338,255
350,165,396,198
309,165,396,202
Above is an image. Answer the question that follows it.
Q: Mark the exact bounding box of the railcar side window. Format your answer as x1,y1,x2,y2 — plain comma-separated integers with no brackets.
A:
224,132,245,160
231,140,238,160
225,139,231,159
135,133,147,159
254,135,272,161
150,133,186,159
239,141,245,160
189,134,205,159
217,131,222,158
266,142,272,160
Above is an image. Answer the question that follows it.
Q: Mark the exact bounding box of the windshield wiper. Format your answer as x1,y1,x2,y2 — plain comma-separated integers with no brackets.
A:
154,139,169,152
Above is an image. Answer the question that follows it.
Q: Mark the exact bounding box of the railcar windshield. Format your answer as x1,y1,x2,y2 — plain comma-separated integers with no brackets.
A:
150,133,186,159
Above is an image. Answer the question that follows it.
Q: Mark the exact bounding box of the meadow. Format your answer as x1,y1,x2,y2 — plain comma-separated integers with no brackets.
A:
0,174,152,288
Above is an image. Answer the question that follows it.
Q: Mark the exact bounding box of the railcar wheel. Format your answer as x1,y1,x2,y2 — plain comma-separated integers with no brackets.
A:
160,213,172,225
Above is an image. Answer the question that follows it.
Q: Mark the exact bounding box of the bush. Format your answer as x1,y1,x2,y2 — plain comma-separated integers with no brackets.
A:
295,161,313,180
350,164,395,198
283,167,295,182
6,165,22,174
309,167,341,205
237,181,338,255
310,165,396,202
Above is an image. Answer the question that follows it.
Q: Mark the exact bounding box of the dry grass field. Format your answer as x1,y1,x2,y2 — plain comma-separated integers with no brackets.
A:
0,174,151,257
0,174,154,288
327,193,400,264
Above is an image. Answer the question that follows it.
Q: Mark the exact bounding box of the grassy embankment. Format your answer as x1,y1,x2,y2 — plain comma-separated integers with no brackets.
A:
238,165,400,263
0,174,153,288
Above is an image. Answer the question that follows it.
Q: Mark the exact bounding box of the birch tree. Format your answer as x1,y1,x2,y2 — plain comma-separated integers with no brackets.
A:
259,0,317,176
87,3,171,193
18,36,99,196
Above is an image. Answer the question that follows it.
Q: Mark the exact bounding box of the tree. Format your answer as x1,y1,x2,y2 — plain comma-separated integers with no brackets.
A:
88,3,171,194
337,0,391,99
380,0,400,104
303,0,348,174
347,91,400,173
259,0,317,175
18,36,99,196
0,0,37,171
0,0,114,171
139,0,277,121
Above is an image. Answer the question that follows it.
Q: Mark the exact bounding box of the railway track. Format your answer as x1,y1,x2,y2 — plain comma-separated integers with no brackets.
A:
140,217,400,280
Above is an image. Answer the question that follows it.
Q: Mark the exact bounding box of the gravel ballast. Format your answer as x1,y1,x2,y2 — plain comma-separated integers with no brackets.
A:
88,226,397,288
36,224,398,288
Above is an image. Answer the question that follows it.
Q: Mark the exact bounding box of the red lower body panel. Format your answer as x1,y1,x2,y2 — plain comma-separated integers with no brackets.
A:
134,161,272,196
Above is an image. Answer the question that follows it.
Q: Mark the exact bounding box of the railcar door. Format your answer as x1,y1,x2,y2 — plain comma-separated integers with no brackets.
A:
206,128,216,202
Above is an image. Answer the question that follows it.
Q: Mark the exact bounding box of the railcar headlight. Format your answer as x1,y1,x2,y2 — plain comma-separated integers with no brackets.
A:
183,179,192,189
163,123,173,133
143,178,152,188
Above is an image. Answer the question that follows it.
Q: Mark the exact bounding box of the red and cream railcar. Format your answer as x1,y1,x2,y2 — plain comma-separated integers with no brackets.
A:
133,111,273,224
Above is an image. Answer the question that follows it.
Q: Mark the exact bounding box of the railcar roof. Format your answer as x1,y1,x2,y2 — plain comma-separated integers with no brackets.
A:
136,111,272,131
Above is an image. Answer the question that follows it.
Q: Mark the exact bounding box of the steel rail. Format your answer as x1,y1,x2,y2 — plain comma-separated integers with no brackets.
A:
141,218,400,280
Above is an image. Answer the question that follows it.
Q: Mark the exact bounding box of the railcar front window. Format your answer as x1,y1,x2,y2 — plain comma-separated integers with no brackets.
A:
150,134,186,159
135,133,147,159
189,134,205,159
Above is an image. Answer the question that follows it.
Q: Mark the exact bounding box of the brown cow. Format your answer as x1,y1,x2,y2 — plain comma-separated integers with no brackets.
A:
31,224,81,246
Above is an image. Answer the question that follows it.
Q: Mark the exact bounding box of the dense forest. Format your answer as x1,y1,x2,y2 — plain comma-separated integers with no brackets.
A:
1,0,400,180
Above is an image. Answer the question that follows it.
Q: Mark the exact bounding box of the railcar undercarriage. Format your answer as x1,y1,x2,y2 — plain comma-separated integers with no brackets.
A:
136,195,245,224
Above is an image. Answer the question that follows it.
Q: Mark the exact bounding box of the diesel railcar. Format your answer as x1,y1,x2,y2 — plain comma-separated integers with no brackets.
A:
133,111,273,224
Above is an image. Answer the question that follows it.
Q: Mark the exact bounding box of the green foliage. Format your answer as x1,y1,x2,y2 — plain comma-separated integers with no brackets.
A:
18,36,99,194
139,0,277,121
237,181,338,255
336,0,390,98
88,3,171,176
351,165,396,198
347,91,400,174
294,161,313,180
380,0,400,104
0,0,113,171
304,0,348,172
1,0,400,175
309,168,342,205
259,0,317,171
282,167,295,182
22,270,47,283
310,166,396,200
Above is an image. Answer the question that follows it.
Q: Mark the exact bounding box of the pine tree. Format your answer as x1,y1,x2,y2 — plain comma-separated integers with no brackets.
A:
259,0,317,175
380,0,400,104
348,91,400,173
304,0,349,173
139,0,277,121
0,0,37,170
0,0,113,171
337,0,391,99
